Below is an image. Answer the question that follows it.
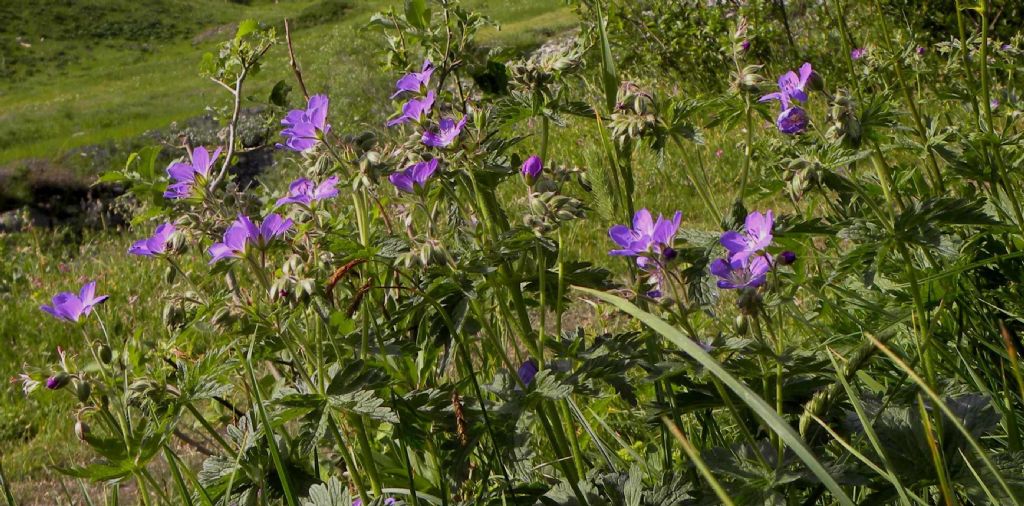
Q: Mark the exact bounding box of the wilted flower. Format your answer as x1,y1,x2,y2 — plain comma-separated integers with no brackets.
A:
40,281,109,322
279,94,331,152
164,146,222,199
710,255,771,290
608,209,682,268
521,155,543,184
851,48,867,60
759,62,814,107
422,116,467,148
129,223,176,257
518,359,539,386
721,210,774,262
389,159,440,194
208,214,293,264
275,176,339,207
387,91,435,127
776,106,809,134
392,59,434,98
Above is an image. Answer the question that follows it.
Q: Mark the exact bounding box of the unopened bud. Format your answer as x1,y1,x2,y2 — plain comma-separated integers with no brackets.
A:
779,251,797,265
97,345,113,364
76,380,92,402
46,372,71,390
75,420,90,441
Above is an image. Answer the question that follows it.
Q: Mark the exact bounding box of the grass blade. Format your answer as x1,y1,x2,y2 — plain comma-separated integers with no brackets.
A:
243,344,300,506
865,332,1021,505
574,286,855,506
0,460,15,506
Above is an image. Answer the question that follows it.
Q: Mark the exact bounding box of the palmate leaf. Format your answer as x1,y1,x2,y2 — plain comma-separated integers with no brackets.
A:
301,477,349,506
573,286,855,506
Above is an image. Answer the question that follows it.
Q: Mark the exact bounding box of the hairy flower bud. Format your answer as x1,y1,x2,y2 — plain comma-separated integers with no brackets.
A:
75,420,90,441
76,380,92,403
46,372,71,390
97,344,113,364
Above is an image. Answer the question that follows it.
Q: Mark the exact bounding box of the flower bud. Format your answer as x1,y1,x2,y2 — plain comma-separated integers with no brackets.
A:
75,420,90,441
164,265,177,284
734,314,749,335
45,372,71,390
779,251,797,265
97,344,113,364
76,380,92,403
662,247,677,261
521,155,543,185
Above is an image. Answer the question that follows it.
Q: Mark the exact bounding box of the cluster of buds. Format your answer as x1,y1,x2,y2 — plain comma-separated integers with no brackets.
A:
272,254,319,304
783,157,825,201
609,82,657,145
524,191,586,236
731,64,767,95
397,238,451,269
825,89,862,147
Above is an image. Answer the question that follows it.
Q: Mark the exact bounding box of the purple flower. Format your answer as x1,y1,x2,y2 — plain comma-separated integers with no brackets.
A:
518,360,539,386
422,116,467,148
164,146,222,199
279,94,331,152
1001,44,1013,52
389,159,440,194
208,214,293,264
851,48,867,60
40,281,109,322
392,59,434,98
759,62,814,108
275,176,339,207
387,91,435,127
778,250,797,265
710,255,771,290
609,209,682,268
776,106,808,134
352,499,396,506
916,46,926,56
521,155,543,183
740,40,751,52
720,210,774,262
45,373,70,390
991,98,1001,110
129,223,175,257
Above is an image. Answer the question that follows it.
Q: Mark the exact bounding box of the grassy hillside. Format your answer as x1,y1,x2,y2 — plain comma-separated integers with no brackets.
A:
0,0,575,166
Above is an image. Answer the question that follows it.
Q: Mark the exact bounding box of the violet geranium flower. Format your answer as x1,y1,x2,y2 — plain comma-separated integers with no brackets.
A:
129,223,176,257
164,146,222,199
275,176,339,207
518,359,539,386
389,159,440,194
608,209,682,268
421,116,467,148
776,106,808,135
521,155,543,184
759,62,814,107
392,59,434,98
387,91,435,127
279,94,331,152
208,214,293,264
40,281,109,322
720,210,774,262
710,255,771,290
